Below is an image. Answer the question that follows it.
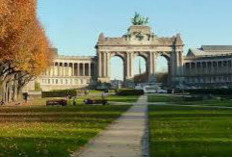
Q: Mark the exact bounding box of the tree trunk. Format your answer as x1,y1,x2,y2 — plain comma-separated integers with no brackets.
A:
13,75,18,101
17,86,23,101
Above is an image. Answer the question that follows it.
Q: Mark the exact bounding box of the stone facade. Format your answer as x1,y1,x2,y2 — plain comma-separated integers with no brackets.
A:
96,25,184,85
32,25,232,91
183,46,232,89
37,49,97,91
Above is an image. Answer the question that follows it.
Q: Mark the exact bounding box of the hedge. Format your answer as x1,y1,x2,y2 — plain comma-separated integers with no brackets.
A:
42,89,77,98
115,89,144,96
186,89,232,95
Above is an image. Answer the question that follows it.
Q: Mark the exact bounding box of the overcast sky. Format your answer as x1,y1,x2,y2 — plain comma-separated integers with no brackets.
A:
38,0,232,80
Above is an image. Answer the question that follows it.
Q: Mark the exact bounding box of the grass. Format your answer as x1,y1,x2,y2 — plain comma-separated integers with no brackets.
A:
148,95,232,157
0,105,131,157
148,94,181,102
107,95,139,103
148,95,232,107
29,95,139,106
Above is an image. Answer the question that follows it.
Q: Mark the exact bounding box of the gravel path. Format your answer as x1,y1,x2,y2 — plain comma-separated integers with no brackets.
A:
73,95,149,157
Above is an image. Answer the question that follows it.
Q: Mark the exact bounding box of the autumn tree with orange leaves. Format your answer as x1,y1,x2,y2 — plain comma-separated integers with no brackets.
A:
0,0,52,103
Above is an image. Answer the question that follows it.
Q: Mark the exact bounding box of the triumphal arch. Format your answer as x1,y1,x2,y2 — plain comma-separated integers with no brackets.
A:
96,15,184,86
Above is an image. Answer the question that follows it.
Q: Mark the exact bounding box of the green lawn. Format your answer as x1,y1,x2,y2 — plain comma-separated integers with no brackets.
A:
70,95,139,105
29,95,139,106
107,95,139,103
148,94,182,103
0,105,131,157
149,96,232,157
148,95,232,107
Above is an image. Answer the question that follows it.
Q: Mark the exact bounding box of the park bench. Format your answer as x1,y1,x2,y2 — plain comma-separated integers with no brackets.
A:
46,99,67,106
84,99,108,105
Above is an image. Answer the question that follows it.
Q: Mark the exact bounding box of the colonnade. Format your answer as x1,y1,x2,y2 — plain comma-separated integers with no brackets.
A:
44,62,94,77
184,59,232,76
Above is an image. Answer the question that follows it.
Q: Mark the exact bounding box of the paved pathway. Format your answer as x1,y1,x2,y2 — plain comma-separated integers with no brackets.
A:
73,95,149,157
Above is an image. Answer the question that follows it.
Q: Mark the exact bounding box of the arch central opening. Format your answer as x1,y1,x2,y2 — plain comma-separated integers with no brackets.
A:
110,55,124,87
133,56,147,84
156,55,169,87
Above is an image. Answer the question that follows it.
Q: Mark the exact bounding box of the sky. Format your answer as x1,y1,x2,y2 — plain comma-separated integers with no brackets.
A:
38,0,232,80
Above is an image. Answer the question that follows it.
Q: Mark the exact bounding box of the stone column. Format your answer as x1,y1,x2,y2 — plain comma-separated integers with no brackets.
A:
56,63,59,76
153,52,157,74
98,52,102,78
227,60,230,74
83,63,85,76
215,61,218,74
170,50,176,83
205,62,208,74
148,51,156,82
107,53,111,78
68,64,70,76
211,62,214,75
67,64,69,76
195,62,197,75
88,63,91,76
60,63,62,76
53,63,56,76
200,62,203,75
50,63,53,76
106,53,110,78
103,52,106,77
77,63,80,76
60,63,63,76
103,52,108,78
62,63,65,76
125,52,133,80
130,52,134,78
72,63,75,76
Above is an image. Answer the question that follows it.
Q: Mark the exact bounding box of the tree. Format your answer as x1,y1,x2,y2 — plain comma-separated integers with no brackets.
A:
157,72,168,86
134,73,148,84
0,0,52,103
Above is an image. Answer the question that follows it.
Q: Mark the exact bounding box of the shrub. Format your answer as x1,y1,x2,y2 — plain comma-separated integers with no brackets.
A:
186,89,232,95
42,89,77,98
115,89,144,96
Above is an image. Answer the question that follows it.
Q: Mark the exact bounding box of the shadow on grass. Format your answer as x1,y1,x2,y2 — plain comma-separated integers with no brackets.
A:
0,136,90,157
0,105,132,157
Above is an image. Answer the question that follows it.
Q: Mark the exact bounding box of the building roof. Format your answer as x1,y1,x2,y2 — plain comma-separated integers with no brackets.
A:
187,45,232,57
202,45,232,51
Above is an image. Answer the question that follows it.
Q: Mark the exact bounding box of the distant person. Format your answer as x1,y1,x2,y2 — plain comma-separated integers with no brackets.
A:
101,90,108,106
72,96,77,106
23,92,29,103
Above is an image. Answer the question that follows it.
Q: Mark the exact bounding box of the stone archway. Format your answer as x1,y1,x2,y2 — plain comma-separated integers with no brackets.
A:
110,52,126,81
156,52,171,85
96,25,184,87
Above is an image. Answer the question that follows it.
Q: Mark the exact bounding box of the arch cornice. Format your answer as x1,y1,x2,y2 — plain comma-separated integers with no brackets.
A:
109,52,126,61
